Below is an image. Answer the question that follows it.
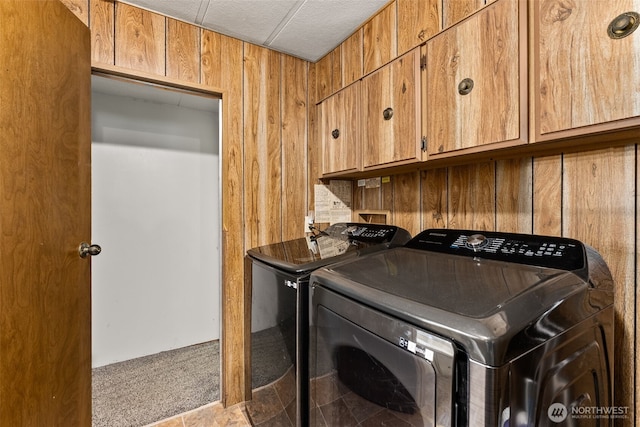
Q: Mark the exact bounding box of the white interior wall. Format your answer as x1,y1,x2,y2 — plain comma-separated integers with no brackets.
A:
91,79,220,367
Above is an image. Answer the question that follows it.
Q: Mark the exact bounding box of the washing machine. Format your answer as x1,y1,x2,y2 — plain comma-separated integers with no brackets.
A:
246,222,411,426
309,229,615,426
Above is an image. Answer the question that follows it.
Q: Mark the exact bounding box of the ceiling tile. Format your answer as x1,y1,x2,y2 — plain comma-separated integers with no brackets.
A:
117,0,387,61
201,0,301,46
267,0,388,61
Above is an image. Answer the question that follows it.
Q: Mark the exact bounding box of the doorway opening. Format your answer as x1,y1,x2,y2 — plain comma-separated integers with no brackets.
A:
90,74,222,426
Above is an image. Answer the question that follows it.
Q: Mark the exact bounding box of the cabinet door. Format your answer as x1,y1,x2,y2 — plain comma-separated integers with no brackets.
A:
363,1,397,75
397,0,441,55
425,0,527,157
362,49,422,169
320,83,360,176
534,0,640,139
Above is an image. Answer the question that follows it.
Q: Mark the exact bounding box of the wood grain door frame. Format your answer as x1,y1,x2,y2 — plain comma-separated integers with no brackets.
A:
89,64,242,404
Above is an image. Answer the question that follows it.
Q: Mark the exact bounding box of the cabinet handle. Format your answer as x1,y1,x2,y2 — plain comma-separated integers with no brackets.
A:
608,12,639,39
331,129,340,139
383,107,394,120
458,78,474,95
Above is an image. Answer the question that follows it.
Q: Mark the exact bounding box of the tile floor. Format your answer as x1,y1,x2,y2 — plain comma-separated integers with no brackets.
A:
145,401,251,427
245,368,296,426
144,369,421,427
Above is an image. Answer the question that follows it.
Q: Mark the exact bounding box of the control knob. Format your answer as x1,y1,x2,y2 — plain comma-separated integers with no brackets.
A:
466,234,488,252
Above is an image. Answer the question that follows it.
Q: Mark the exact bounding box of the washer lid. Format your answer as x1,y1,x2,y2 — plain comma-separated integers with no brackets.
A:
246,223,410,274
321,248,583,318
312,242,613,366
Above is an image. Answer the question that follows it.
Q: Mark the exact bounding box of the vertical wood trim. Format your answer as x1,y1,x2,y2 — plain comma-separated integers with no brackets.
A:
201,30,247,406
90,0,115,65
243,44,282,248
307,63,321,216
115,3,166,76
166,18,200,84
447,162,495,230
563,146,636,416
281,55,308,240
532,154,562,235
353,183,365,211
392,172,421,235
495,158,533,233
421,168,448,229
636,145,640,421
381,177,394,215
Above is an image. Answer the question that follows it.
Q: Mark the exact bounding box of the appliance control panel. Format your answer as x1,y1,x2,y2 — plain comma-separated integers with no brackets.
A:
326,223,411,244
405,229,586,271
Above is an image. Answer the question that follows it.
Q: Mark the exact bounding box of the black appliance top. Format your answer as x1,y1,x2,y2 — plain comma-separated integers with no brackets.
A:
246,222,411,275
311,228,614,365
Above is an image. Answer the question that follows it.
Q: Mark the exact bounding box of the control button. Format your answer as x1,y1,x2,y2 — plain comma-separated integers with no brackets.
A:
466,234,488,252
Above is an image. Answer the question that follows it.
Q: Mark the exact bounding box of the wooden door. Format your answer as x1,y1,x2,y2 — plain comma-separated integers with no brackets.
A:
534,0,640,140
320,83,360,176
425,0,527,157
0,1,91,425
362,49,421,170
363,2,397,75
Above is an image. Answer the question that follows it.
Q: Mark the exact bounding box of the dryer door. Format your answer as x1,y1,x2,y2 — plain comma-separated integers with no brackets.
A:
311,286,459,427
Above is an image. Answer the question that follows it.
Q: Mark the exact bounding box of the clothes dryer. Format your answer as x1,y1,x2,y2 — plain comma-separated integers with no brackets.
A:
310,229,615,426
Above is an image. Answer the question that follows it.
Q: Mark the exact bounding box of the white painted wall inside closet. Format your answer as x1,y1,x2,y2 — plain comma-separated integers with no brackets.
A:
91,75,221,367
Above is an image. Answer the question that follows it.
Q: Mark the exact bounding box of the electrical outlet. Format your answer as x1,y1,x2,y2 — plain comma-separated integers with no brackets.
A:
304,212,314,234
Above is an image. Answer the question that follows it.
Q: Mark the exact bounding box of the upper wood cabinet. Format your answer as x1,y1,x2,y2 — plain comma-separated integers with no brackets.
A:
397,0,441,55
533,0,640,141
424,0,527,158
320,82,360,176
341,29,363,87
362,49,422,170
363,1,397,75
316,47,341,101
442,0,485,29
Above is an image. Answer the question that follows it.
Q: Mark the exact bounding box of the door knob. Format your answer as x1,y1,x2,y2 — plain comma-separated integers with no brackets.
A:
79,242,102,258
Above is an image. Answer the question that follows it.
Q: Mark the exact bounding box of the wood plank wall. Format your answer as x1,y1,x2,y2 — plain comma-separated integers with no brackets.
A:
62,0,312,408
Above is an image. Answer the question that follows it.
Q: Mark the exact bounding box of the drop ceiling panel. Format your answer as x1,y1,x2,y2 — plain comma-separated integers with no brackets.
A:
201,0,302,46
267,0,387,61
119,0,389,61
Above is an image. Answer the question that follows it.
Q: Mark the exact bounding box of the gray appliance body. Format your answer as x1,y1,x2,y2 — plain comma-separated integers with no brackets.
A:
246,222,411,426
310,229,615,426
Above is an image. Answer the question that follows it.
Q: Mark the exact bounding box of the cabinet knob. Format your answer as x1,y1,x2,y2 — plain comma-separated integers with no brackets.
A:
331,129,340,139
383,107,394,120
458,78,474,95
608,12,639,39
